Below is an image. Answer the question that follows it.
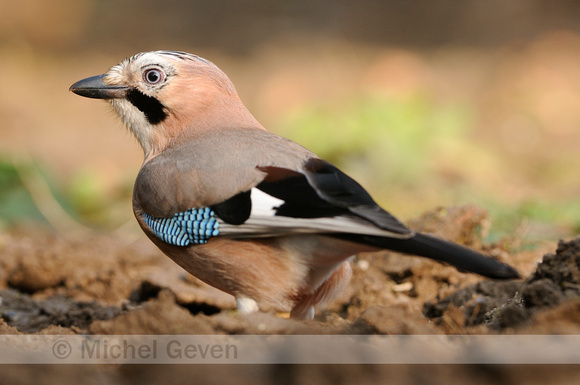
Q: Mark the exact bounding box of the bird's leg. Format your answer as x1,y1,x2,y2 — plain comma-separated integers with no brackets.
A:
290,304,315,320
236,296,259,314
290,261,352,320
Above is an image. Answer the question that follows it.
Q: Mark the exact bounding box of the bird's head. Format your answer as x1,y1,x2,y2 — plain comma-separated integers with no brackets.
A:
70,51,262,159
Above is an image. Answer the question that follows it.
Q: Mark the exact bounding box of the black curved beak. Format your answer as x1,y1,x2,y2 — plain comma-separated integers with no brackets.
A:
69,74,129,99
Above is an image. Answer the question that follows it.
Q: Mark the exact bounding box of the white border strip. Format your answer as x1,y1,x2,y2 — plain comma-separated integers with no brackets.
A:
0,335,578,364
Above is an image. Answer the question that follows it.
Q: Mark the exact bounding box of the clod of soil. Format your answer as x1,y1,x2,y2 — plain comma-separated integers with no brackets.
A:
0,288,121,333
423,237,580,333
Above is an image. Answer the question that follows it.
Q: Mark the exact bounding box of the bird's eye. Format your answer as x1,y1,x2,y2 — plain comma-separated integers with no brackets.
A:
143,68,165,85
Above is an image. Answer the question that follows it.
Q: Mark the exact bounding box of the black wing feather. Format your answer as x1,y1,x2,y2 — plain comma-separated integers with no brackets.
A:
256,159,412,236
302,158,411,235
211,190,252,225
256,170,346,218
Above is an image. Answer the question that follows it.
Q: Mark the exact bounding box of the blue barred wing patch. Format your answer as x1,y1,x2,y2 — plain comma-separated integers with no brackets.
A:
142,207,220,246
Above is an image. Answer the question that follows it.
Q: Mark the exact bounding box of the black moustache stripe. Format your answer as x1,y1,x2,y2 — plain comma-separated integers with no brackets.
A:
126,89,168,125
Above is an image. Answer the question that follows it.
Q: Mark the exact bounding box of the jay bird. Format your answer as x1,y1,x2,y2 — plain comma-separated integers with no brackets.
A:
70,51,518,320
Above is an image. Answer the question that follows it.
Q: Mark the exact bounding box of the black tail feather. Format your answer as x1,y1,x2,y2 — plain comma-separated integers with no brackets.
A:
339,232,520,279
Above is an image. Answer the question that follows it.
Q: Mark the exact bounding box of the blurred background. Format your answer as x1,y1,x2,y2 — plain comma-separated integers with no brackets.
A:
1,0,580,244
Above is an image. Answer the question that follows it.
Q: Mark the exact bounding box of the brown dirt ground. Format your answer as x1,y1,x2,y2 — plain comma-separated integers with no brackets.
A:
1,205,579,384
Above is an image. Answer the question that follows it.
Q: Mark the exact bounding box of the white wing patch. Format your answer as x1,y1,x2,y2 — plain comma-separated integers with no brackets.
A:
217,188,414,239
248,188,284,217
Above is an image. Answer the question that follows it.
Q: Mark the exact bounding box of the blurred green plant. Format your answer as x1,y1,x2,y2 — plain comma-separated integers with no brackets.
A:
278,93,472,187
66,169,118,225
0,157,47,226
0,155,133,232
